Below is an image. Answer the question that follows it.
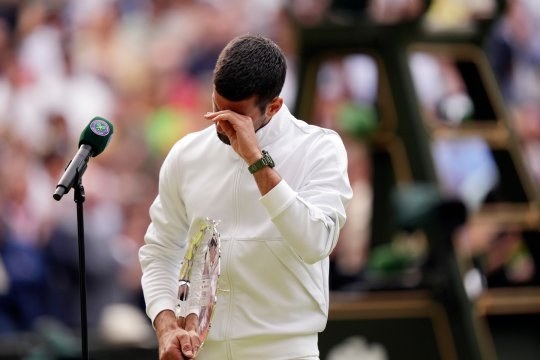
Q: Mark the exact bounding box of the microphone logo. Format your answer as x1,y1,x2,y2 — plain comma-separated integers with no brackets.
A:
90,119,111,136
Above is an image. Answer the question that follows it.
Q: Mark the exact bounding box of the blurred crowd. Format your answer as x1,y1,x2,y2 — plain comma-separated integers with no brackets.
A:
0,0,539,353
0,0,297,343
488,0,540,185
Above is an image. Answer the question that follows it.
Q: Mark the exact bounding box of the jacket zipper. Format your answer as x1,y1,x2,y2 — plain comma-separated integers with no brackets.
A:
224,161,244,359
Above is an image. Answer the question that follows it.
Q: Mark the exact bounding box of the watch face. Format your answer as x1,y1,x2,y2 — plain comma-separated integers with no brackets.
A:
263,151,274,167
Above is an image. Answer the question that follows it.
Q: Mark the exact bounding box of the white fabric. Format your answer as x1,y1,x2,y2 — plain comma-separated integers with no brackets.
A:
139,104,352,359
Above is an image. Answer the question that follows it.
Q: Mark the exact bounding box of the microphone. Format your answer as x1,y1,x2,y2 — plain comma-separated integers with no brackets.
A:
53,117,114,201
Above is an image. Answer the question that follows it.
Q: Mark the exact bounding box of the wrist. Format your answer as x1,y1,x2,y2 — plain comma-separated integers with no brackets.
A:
245,151,263,165
154,309,178,336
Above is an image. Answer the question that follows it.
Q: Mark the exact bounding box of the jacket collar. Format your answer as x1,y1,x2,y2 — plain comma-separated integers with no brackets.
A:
256,103,292,148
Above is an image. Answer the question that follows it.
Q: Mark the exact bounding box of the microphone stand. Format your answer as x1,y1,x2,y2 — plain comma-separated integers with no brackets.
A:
74,177,89,360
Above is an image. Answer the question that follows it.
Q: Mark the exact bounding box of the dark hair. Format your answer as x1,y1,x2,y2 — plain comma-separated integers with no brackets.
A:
213,34,286,110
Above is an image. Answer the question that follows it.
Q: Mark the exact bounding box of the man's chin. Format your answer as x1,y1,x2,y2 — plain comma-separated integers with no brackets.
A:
217,132,231,145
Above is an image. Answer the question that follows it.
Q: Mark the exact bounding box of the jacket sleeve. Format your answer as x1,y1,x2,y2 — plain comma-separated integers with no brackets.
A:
139,144,189,324
260,132,353,264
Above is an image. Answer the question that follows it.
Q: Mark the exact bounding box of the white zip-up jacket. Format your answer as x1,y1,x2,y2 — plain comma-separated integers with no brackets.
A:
139,104,352,359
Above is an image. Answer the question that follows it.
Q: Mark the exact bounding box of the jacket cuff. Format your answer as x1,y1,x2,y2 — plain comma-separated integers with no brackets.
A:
147,298,177,328
260,180,297,218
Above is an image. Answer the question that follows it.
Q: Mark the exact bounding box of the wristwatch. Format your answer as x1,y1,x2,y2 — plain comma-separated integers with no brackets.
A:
248,150,275,174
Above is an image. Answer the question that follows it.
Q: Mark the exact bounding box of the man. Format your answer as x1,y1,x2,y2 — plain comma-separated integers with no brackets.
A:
139,34,352,360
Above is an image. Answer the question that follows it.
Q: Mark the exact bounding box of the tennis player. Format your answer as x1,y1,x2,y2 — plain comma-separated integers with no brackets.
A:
139,34,352,360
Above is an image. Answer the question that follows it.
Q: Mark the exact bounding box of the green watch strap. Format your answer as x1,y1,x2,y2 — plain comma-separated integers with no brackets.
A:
248,150,275,174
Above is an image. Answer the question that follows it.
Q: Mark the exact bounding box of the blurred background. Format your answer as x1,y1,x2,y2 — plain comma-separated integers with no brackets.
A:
0,0,539,359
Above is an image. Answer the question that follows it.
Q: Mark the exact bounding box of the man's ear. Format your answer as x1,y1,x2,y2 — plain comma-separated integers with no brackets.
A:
266,97,284,117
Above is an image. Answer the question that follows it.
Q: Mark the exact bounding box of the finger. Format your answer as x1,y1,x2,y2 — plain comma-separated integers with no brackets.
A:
209,112,234,134
208,112,250,127
161,349,184,360
207,113,232,124
184,313,199,331
178,332,194,358
184,314,201,354
204,111,231,120
204,111,217,119
177,316,186,329
204,110,236,118
185,314,201,354
191,333,201,355
218,120,236,139
161,343,184,360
